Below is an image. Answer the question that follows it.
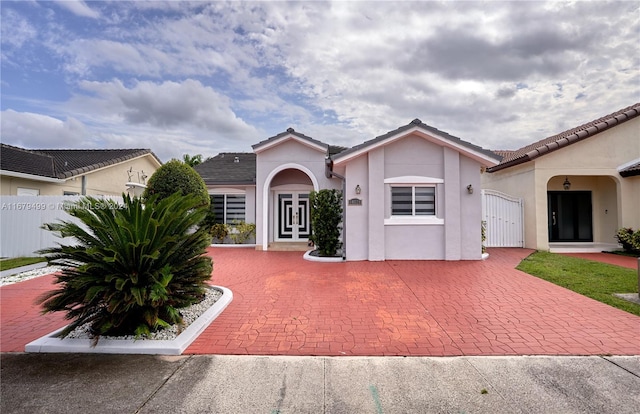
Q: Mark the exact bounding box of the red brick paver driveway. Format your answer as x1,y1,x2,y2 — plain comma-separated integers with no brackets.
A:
1,248,638,355
187,247,639,356
561,252,639,270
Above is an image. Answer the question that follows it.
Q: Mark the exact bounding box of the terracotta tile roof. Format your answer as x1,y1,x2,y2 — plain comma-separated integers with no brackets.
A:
0,144,160,179
619,161,640,177
488,103,640,172
194,153,256,185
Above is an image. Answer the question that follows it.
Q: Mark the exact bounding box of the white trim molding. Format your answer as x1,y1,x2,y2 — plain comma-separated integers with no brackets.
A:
261,163,320,251
384,176,444,184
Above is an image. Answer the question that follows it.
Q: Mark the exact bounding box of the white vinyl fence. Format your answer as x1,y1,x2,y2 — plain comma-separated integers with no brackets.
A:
0,195,122,258
481,189,524,248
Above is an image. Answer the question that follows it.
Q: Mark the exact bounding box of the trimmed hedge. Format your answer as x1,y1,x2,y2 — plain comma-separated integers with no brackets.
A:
143,160,209,208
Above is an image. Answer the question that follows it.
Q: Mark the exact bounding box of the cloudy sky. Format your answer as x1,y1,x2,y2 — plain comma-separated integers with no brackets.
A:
2,1,639,162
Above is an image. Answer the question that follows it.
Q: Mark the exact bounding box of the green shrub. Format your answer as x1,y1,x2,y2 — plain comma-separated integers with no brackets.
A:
481,220,487,254
38,193,213,338
615,227,640,252
142,159,209,208
309,189,343,257
210,223,229,243
228,221,256,244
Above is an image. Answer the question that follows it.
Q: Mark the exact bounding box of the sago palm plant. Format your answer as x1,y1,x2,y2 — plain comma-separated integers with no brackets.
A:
38,193,213,338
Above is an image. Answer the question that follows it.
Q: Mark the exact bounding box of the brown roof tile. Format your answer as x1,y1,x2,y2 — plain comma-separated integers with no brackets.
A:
619,161,640,177
0,144,161,179
488,103,640,172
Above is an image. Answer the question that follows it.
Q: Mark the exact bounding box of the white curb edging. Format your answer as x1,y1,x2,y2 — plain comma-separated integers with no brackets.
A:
303,250,344,262
25,285,233,355
0,262,48,278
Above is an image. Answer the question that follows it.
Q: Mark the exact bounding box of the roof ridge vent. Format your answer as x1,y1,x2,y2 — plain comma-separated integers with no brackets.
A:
286,127,295,133
411,118,422,125
234,156,239,163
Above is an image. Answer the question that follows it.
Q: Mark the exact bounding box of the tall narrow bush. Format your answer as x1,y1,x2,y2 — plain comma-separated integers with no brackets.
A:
38,193,213,338
309,189,343,257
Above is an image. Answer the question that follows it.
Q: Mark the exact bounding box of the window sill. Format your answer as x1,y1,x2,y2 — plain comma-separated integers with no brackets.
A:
384,217,444,226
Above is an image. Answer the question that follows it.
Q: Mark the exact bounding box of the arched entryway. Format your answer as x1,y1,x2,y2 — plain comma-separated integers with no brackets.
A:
261,164,319,250
546,175,619,250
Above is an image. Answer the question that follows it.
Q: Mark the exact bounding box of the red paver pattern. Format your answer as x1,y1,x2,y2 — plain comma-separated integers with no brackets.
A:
186,248,640,356
0,275,67,352
1,248,638,356
561,253,639,270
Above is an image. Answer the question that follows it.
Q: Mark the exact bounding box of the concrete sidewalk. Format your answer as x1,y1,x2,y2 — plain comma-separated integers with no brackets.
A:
2,354,638,413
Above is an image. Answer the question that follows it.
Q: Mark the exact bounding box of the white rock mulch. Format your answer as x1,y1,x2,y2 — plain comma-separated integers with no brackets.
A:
65,287,222,341
0,266,62,286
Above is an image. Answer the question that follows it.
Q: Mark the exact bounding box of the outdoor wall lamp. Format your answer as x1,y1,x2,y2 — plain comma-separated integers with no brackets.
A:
355,184,361,195
563,176,571,191
466,184,473,194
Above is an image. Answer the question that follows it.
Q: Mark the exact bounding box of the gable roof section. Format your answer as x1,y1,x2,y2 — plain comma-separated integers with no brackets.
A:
252,128,329,154
332,119,502,167
0,144,161,180
195,153,256,185
0,144,57,178
488,103,640,172
619,160,640,177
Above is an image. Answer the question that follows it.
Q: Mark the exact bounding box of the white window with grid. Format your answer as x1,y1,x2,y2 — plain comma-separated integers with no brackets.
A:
212,194,246,224
384,176,444,225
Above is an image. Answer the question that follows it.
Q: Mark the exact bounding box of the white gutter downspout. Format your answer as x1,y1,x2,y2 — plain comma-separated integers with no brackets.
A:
325,156,346,260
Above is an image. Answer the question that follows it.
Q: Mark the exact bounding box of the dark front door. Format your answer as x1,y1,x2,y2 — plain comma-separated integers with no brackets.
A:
548,191,593,242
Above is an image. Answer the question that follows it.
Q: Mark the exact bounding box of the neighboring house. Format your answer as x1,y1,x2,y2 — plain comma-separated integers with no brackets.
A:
482,103,640,252
0,144,162,196
195,152,257,226
196,120,501,261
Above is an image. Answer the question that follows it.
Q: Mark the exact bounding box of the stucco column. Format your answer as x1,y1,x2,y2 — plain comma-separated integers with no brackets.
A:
444,147,461,260
368,148,385,261
534,171,550,251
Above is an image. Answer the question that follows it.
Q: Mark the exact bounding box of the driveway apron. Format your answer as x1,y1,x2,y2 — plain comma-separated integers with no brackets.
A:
1,248,638,356
186,247,640,356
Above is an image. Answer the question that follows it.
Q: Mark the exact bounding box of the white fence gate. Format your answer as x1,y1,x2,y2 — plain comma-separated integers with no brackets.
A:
481,190,524,248
0,195,122,258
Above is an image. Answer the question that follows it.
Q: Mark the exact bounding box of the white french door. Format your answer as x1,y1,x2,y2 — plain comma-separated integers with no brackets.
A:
275,192,311,241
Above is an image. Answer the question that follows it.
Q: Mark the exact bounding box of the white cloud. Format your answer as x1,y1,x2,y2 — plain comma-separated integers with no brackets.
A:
0,110,87,148
1,0,638,160
71,79,257,136
55,0,100,19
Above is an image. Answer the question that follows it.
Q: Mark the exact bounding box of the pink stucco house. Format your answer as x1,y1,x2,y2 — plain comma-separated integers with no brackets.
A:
196,119,501,261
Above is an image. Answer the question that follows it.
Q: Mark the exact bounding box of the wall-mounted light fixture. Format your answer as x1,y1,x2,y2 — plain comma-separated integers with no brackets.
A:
355,184,361,195
466,184,473,194
563,176,571,191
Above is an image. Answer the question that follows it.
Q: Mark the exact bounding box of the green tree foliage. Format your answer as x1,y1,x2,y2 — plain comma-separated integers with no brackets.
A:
182,153,203,168
142,159,209,208
309,189,343,257
38,193,213,338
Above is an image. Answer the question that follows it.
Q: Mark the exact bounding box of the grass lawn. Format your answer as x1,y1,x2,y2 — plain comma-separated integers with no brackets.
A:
517,251,640,317
0,257,47,272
